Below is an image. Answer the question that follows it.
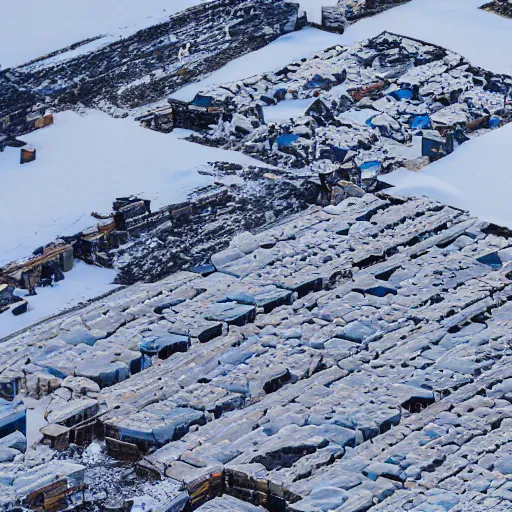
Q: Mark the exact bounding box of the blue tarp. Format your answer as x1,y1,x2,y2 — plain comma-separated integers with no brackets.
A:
273,88,287,101
388,88,413,101
276,133,299,150
0,399,26,438
360,161,382,179
365,115,378,128
411,115,431,130
304,74,330,90
191,94,214,107
489,115,501,129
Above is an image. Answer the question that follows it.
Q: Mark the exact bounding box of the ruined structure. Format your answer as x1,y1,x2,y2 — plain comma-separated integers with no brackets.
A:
173,32,511,186
0,0,303,137
3,1,512,510
321,0,411,32
4,191,512,510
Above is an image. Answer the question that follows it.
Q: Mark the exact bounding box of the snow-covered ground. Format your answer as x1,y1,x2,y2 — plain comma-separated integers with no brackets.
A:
381,124,512,229
263,98,317,123
0,110,268,266
0,0,212,68
338,0,512,75
0,261,118,339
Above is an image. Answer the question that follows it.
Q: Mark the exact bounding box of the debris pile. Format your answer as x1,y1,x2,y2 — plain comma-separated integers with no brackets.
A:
172,32,512,187
480,0,512,19
321,0,411,32
4,191,512,509
0,0,303,136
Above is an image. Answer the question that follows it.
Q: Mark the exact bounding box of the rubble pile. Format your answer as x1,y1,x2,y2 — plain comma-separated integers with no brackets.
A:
0,0,303,136
178,32,511,187
480,0,512,19
111,163,315,285
321,0,411,32
4,191,512,509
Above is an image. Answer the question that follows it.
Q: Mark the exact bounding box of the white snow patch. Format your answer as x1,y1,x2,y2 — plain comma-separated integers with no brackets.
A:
0,0,212,68
0,261,118,339
0,110,268,266
381,123,512,228
83,442,104,465
263,99,317,123
22,396,51,448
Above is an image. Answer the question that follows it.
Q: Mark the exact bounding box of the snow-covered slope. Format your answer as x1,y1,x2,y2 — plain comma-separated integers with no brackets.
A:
0,261,118,339
0,111,269,266
171,27,342,102
381,124,512,230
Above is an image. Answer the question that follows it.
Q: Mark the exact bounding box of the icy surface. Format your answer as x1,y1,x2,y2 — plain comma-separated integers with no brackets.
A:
381,123,512,229
0,261,118,339
0,110,266,266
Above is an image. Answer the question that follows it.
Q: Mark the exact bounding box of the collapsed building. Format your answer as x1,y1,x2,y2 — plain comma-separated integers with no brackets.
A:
0,0,304,138
144,32,512,189
4,191,512,510
3,3,512,509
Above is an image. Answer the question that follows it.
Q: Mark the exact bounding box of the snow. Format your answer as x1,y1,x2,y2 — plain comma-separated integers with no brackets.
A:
381,123,512,229
338,0,512,75
263,99,317,123
0,261,118,339
172,27,343,102
23,396,51,448
0,0,212,69
0,110,267,266
299,0,339,24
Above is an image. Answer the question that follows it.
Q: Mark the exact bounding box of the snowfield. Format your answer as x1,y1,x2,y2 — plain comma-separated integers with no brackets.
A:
0,110,268,267
381,123,512,230
0,261,118,340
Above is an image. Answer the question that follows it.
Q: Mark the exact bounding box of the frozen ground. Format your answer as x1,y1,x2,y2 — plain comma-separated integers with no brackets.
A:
0,110,267,266
0,0,212,68
0,261,118,339
381,123,512,229
338,0,512,75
